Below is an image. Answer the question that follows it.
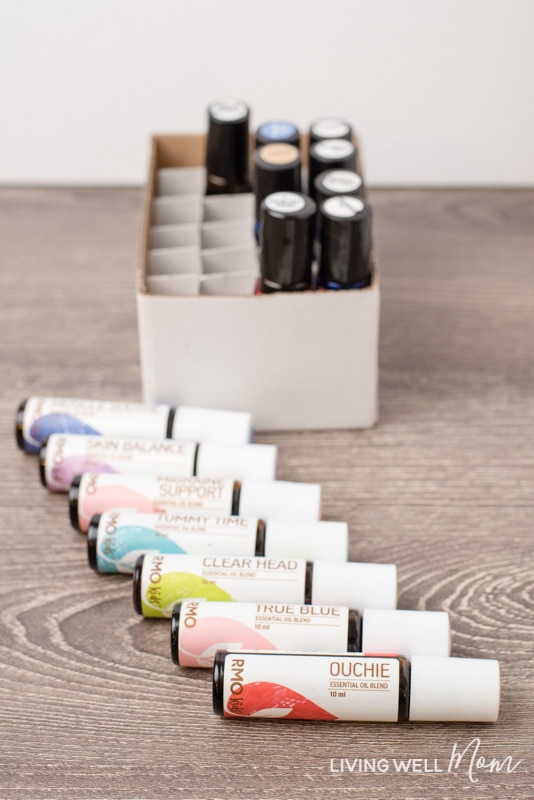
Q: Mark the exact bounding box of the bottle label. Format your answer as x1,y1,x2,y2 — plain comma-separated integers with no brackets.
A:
22,396,169,454
140,553,307,617
76,473,235,533
311,119,351,140
321,170,362,194
45,434,196,492
222,653,400,721
323,196,364,219
314,140,354,160
210,99,248,122
95,510,258,573
264,192,305,215
179,601,349,667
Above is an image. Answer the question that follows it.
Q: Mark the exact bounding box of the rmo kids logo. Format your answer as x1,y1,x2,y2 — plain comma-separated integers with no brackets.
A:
84,472,100,495
182,600,200,628
101,511,120,559
146,555,166,608
227,658,246,714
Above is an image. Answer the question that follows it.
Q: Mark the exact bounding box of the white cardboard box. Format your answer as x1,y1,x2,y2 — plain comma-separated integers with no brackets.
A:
137,134,379,431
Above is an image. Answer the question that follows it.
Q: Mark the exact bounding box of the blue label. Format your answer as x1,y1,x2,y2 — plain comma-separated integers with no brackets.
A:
97,524,187,573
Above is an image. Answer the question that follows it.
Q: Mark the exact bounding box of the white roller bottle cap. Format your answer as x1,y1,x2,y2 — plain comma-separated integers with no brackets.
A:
264,519,348,561
362,608,451,659
172,406,252,445
195,442,277,482
409,656,500,722
238,481,321,521
311,561,397,614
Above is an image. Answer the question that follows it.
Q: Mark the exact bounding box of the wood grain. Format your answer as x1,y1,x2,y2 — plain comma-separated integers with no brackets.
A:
0,187,532,799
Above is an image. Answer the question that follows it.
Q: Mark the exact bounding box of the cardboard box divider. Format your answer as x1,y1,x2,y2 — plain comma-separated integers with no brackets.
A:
138,134,379,430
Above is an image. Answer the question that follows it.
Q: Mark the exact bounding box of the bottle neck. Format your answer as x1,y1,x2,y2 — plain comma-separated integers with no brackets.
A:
132,554,146,615
192,443,200,477
231,481,242,515
398,656,411,722
347,610,360,652
166,406,176,438
304,562,314,604
254,520,267,556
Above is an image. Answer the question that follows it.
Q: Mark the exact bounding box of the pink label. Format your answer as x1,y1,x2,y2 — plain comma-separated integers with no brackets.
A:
179,601,349,667
76,473,235,532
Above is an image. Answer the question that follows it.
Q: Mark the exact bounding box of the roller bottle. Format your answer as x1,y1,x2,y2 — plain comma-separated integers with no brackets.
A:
40,433,277,492
69,473,322,533
88,511,348,574
16,396,252,453
132,552,396,618
213,651,500,722
171,603,450,668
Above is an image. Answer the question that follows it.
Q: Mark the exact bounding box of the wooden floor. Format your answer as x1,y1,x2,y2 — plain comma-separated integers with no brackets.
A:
0,187,532,799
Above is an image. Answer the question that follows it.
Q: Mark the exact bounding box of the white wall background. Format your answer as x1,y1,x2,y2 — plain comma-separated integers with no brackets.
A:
1,0,533,185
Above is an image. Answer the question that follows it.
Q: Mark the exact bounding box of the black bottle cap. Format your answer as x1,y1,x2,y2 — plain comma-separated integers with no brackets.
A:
318,196,373,288
314,169,364,208
255,121,300,148
309,117,353,145
212,650,227,715
69,475,82,531
15,398,28,451
308,139,358,201
206,98,250,187
87,514,101,571
38,442,47,487
132,554,146,615
260,192,317,292
253,143,301,223
170,602,181,665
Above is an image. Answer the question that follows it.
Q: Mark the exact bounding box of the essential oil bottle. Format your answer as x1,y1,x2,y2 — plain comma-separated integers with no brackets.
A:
205,98,251,195
88,511,349,574
318,196,373,289
314,169,365,208
212,651,500,722
132,552,396,618
253,144,301,240
308,117,353,145
69,473,322,533
171,603,449,668
308,140,358,201
16,396,253,453
40,433,277,492
259,192,316,292
255,121,300,148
